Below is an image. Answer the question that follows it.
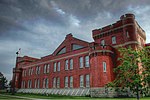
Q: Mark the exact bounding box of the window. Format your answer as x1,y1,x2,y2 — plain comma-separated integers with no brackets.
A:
112,36,116,44
57,62,60,71
79,57,83,68
31,68,33,75
57,77,60,88
44,64,50,74
56,47,66,55
85,56,89,67
45,78,49,88
44,65,47,74
80,75,84,87
65,60,68,70
37,79,40,88
72,44,84,50
54,63,56,72
86,74,90,87
126,31,129,38
22,81,25,88
101,39,105,46
28,68,30,76
23,81,26,88
47,64,50,73
28,80,32,88
34,79,37,88
36,66,40,75
43,79,45,88
21,81,24,88
103,62,107,72
70,76,73,88
70,59,73,69
53,78,56,88
24,70,26,77
65,76,68,88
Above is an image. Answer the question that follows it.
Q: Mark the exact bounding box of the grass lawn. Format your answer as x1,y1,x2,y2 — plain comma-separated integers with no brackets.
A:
0,91,150,100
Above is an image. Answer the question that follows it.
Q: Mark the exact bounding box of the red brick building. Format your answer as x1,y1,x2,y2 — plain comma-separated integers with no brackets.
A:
12,13,149,97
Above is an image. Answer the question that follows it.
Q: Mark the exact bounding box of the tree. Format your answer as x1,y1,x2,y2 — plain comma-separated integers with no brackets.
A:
107,46,150,100
0,76,8,89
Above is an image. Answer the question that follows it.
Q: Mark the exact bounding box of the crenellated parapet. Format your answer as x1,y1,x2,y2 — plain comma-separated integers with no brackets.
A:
89,42,114,58
92,14,135,40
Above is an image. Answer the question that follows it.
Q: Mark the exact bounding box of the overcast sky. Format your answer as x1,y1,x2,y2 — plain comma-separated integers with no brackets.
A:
0,0,150,81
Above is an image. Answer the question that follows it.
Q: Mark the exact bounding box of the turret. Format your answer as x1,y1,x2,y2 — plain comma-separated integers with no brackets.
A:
89,42,116,87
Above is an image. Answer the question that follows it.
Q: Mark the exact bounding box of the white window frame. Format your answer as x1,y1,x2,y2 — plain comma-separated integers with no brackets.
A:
70,76,73,88
37,79,40,88
57,62,60,71
65,60,68,70
103,61,107,72
57,77,60,88
112,36,116,44
34,79,37,88
70,59,73,69
54,63,57,72
53,78,56,88
45,78,49,88
101,39,105,46
80,75,84,87
86,74,90,87
47,64,50,73
79,57,83,68
43,78,45,88
85,56,89,67
65,76,68,88
44,65,47,74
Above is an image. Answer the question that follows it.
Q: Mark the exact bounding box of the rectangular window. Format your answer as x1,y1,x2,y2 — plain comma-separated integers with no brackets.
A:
36,66,40,75
112,36,116,44
53,78,56,88
24,70,26,77
57,62,60,71
34,79,37,88
54,63,56,72
28,80,32,88
28,68,30,76
45,78,49,88
37,79,40,88
101,39,105,46
79,57,83,68
103,62,107,72
65,60,68,70
43,79,45,88
126,31,129,38
31,68,33,75
80,75,84,87
86,74,90,87
85,56,89,67
21,81,23,88
57,77,60,88
23,81,25,88
36,67,38,75
70,76,73,88
65,76,68,88
70,59,73,69
47,64,50,73
44,65,47,74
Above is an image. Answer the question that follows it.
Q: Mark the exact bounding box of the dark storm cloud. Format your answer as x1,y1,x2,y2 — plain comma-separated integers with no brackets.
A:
0,0,150,81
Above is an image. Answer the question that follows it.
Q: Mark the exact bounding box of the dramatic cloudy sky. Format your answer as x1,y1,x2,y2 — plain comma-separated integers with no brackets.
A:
0,0,150,81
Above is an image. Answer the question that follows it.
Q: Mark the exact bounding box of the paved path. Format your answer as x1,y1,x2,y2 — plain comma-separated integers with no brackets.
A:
0,94,50,100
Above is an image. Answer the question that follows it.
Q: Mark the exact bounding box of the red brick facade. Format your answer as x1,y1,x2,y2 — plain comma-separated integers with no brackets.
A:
12,13,148,95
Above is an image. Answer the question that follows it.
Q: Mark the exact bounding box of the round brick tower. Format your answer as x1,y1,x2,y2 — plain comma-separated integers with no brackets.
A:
89,42,115,87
